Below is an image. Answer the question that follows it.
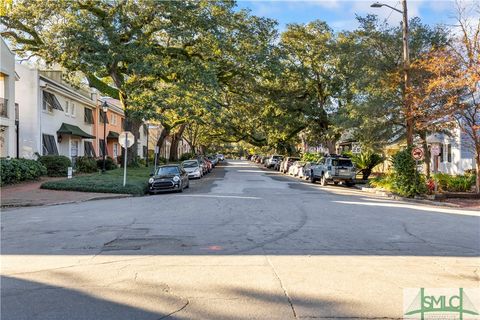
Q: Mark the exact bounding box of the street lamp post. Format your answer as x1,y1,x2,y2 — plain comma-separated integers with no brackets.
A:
371,0,413,146
102,101,108,173
145,121,149,167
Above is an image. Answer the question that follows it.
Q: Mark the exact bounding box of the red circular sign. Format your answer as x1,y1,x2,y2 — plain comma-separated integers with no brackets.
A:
412,147,424,160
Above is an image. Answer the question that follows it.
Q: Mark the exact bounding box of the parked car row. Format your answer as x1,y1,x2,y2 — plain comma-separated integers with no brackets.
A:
148,154,224,194
249,154,356,187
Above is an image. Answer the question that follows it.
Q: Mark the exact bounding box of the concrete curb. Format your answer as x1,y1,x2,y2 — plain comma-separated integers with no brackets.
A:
1,194,132,209
357,186,461,208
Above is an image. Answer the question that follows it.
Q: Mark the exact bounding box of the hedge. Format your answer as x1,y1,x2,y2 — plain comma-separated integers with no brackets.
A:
96,157,117,170
434,173,476,192
37,155,72,177
76,156,98,173
0,158,47,186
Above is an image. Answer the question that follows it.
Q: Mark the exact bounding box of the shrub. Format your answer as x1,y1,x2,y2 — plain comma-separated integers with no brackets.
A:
96,157,117,170
0,158,47,185
350,151,384,180
301,152,322,162
369,173,395,191
37,155,72,177
433,173,475,192
391,147,427,197
179,152,195,162
76,156,98,173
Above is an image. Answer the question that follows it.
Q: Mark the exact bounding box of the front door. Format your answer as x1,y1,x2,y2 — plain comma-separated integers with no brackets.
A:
71,139,79,167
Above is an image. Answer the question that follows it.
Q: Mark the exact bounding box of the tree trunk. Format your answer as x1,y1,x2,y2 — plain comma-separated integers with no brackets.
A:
476,147,480,194
169,124,187,161
122,117,141,166
422,131,430,178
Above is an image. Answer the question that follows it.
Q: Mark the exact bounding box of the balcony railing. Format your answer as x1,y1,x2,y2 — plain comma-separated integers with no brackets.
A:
0,98,8,118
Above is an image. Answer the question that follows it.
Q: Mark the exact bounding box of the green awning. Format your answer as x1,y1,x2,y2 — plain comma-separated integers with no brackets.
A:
57,123,95,139
107,131,119,139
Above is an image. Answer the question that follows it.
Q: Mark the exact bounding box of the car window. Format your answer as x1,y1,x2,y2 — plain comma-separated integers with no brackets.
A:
183,161,198,168
156,166,180,175
332,159,353,166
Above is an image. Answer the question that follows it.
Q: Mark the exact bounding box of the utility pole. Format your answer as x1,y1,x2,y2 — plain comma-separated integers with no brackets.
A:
371,0,413,146
401,0,413,146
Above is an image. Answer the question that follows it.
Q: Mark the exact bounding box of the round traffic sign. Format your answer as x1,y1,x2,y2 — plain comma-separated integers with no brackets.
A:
412,147,424,160
119,131,134,148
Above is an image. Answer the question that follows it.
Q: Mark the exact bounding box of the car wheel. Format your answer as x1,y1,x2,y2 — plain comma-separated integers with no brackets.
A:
333,181,339,185
186,181,190,189
320,175,327,186
310,174,317,183
345,181,354,187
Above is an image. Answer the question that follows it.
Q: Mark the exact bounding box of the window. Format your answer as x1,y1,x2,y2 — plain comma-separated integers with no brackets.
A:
440,144,444,162
121,118,125,130
42,134,59,155
84,108,94,124
99,139,108,157
65,101,69,114
447,144,452,163
84,141,96,157
71,103,75,116
111,114,117,125
42,91,63,111
99,110,109,123
113,143,118,158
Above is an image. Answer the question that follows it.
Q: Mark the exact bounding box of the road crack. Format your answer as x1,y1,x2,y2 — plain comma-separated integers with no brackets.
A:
265,253,297,319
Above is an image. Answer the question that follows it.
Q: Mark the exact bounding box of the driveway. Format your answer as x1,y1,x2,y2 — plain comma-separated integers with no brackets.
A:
1,160,479,319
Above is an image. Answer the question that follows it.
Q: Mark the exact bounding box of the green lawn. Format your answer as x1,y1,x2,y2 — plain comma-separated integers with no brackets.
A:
41,167,153,196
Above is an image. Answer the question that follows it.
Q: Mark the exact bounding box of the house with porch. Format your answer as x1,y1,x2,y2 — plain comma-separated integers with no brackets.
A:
15,64,97,165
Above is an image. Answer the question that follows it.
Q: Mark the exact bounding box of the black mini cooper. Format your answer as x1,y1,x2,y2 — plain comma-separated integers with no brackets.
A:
148,165,189,194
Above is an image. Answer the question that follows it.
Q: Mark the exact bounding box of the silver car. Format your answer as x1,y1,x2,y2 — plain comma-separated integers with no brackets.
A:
182,160,203,179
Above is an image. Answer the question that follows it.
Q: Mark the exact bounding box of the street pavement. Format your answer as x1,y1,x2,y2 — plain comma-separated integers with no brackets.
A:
1,160,479,319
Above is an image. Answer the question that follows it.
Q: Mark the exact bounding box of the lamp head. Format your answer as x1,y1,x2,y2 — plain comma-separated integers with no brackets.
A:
370,2,383,8
102,101,108,113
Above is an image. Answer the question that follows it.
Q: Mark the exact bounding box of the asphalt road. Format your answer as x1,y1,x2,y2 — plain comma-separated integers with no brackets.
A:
1,160,479,319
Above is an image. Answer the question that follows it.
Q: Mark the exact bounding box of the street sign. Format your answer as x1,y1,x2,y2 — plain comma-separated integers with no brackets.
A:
430,144,441,156
119,131,134,148
412,147,424,160
351,143,362,154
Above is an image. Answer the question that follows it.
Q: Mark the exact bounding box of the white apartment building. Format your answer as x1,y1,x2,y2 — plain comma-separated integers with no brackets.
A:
0,37,19,158
15,64,97,165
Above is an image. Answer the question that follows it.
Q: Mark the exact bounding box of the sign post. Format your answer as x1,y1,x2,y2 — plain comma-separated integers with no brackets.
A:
430,144,441,193
119,131,134,187
154,146,159,173
411,147,424,191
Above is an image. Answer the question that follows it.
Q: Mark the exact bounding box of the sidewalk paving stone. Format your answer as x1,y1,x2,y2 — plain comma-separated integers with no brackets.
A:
1,178,130,208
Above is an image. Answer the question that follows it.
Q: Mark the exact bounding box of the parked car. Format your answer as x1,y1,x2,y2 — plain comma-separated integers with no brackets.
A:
207,155,218,167
148,164,189,194
310,155,356,186
265,155,283,169
280,157,300,173
289,161,306,176
182,160,203,179
216,154,225,161
298,162,316,180
196,156,210,175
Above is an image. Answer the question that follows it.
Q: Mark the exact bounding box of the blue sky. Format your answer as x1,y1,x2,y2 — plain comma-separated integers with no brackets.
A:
235,0,476,32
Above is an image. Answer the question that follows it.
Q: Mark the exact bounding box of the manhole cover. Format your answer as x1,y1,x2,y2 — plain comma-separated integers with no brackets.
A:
103,236,192,251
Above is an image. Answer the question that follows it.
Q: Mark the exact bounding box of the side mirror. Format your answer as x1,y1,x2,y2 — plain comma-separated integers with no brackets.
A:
149,172,154,177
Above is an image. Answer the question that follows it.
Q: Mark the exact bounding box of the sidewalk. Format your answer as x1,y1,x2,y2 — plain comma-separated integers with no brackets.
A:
1,178,130,208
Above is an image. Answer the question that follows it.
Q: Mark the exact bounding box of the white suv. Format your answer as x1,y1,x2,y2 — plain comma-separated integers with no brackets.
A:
310,156,356,186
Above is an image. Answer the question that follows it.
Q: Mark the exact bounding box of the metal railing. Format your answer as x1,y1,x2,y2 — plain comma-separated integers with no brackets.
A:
0,98,8,118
